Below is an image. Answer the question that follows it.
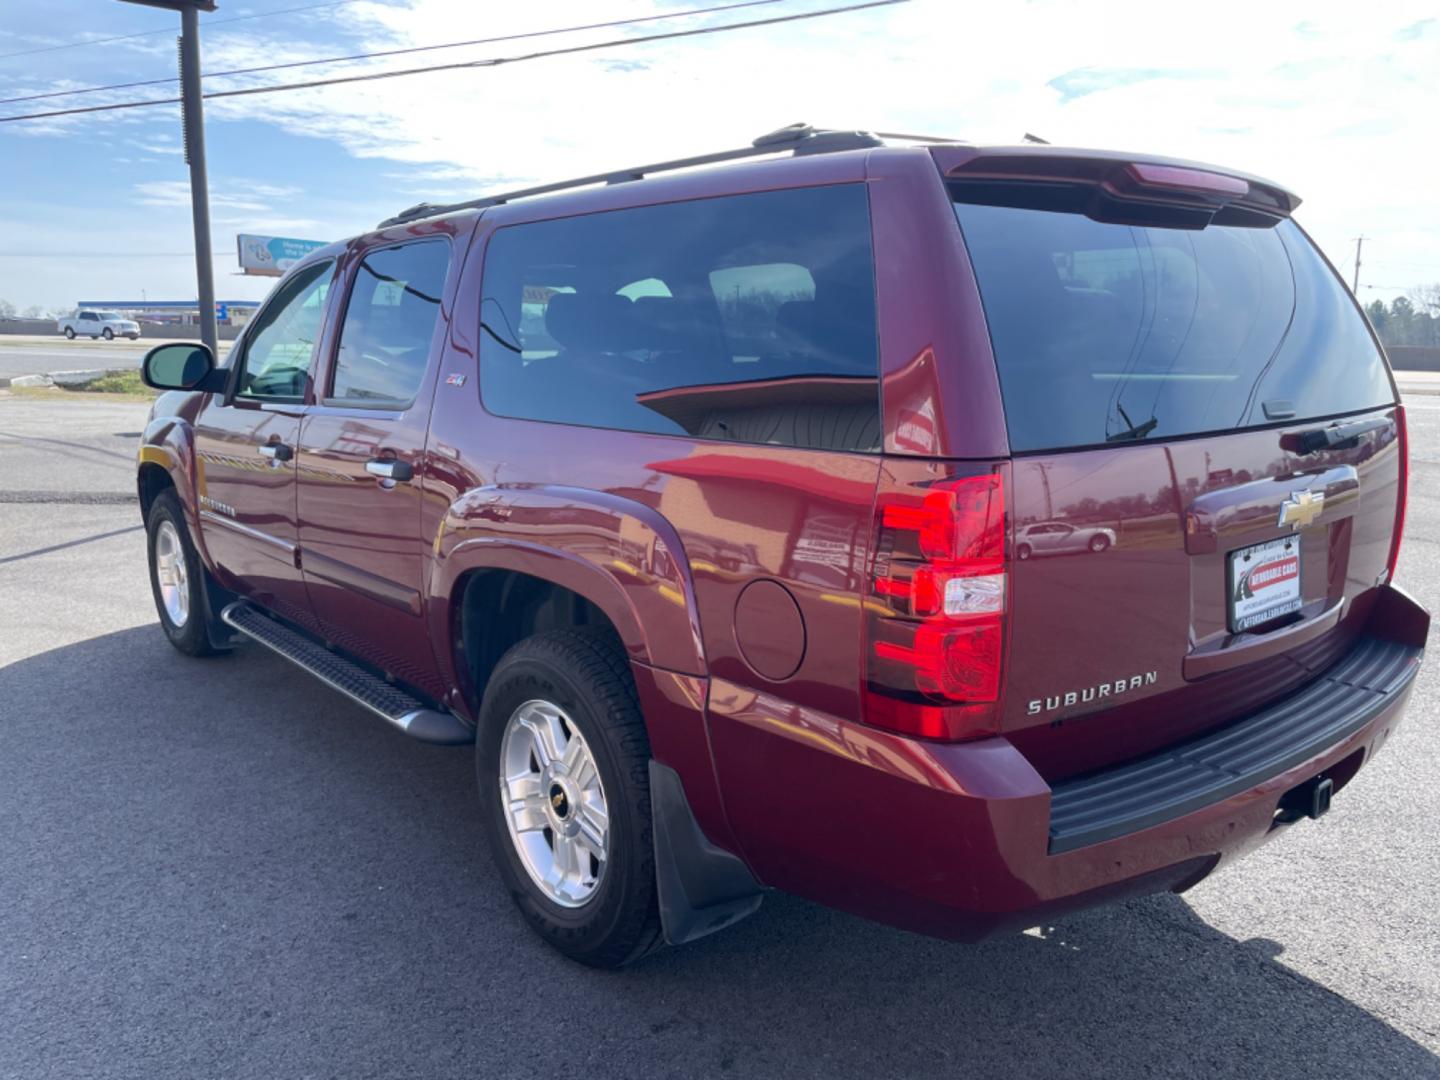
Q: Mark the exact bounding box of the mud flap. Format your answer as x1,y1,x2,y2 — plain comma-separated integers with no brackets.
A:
202,570,247,651
649,760,764,946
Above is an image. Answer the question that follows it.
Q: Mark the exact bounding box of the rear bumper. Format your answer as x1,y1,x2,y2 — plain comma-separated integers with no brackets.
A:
707,585,1428,941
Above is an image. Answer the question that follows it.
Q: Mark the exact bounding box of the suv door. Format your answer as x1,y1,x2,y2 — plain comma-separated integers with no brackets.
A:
295,237,454,698
192,258,336,631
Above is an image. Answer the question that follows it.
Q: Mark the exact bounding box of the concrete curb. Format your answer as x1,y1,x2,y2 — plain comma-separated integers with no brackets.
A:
50,369,119,388
1,368,136,391
0,373,56,389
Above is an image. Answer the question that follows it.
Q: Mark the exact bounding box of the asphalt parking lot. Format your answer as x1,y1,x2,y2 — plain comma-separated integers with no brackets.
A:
1,388,1437,1080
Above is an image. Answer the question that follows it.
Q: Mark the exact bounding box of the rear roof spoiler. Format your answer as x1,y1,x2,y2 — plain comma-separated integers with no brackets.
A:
934,145,1300,225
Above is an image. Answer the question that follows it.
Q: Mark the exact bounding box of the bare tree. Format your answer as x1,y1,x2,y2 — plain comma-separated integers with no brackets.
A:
1408,283,1440,319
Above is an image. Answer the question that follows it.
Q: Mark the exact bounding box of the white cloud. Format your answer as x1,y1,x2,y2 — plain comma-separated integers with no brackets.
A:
183,0,1440,291
4,0,1439,305
133,178,303,213
128,137,183,155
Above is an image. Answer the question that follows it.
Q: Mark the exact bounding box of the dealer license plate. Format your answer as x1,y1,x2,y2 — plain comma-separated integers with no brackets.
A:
1228,537,1303,632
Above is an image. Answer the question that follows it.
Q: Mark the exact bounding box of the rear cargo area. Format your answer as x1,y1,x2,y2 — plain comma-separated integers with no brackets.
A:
947,165,1403,781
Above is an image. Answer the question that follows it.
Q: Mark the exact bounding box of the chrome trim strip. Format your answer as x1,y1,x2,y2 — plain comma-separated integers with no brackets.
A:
199,509,295,554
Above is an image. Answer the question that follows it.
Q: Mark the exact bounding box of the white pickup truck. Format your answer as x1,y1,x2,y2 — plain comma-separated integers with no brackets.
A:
57,310,141,340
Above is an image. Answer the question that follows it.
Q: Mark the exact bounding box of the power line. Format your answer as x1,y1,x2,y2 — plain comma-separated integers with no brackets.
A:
0,0,904,124
0,0,787,106
0,0,362,62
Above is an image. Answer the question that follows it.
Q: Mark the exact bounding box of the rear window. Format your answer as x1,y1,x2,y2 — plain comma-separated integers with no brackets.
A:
952,194,1393,453
478,184,880,452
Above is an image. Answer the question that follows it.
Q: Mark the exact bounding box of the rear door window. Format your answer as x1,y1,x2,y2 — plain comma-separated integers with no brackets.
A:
952,195,1393,453
329,239,449,407
478,184,880,452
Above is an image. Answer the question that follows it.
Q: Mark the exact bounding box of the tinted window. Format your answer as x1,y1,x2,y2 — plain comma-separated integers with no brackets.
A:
330,240,449,406
479,185,880,451
953,197,1393,452
237,260,333,400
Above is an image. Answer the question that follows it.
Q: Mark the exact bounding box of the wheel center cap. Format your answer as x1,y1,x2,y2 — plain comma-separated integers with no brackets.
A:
548,783,570,819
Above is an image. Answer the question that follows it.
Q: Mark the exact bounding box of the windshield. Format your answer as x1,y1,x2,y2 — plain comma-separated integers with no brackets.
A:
952,194,1393,453
97,312,122,320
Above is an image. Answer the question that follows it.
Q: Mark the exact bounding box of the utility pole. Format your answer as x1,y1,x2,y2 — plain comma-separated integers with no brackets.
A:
118,1,218,353
1352,236,1365,294
1035,460,1054,520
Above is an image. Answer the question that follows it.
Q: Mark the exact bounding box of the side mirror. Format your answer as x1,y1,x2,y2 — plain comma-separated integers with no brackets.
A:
141,342,226,393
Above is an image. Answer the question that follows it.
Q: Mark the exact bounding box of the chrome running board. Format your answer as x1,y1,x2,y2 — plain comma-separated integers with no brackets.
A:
220,601,473,745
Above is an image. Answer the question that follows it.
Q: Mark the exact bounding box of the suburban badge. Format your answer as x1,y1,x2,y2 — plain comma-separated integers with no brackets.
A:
1027,671,1159,717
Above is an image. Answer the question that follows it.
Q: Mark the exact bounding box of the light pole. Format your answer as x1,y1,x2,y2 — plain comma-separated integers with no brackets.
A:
117,1,218,353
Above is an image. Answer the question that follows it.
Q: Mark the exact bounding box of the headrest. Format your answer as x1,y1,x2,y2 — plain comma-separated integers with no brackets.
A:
544,292,636,352
774,295,872,365
628,295,712,354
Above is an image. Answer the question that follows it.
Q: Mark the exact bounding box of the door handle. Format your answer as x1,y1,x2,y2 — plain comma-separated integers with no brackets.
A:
258,443,293,462
366,458,413,482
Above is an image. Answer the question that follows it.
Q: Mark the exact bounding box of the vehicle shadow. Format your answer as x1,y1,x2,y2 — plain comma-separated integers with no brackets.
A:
2,625,1435,1080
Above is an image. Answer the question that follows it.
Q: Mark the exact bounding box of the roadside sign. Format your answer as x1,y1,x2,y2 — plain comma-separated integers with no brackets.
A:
237,234,327,277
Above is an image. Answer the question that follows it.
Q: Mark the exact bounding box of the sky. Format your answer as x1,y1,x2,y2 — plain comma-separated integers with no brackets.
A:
0,0,1437,313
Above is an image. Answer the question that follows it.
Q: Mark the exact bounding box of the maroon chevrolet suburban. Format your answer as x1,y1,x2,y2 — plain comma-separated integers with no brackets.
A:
137,125,1428,967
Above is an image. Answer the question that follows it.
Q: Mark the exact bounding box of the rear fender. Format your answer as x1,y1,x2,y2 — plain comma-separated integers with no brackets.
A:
428,486,731,846
428,484,706,681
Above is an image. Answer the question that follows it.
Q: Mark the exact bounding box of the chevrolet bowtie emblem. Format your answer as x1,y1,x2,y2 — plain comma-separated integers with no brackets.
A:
1278,489,1324,530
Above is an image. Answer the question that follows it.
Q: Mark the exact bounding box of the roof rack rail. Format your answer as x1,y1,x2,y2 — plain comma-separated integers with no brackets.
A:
377,123,952,229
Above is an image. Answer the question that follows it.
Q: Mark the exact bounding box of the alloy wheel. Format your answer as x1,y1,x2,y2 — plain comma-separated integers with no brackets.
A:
153,520,190,627
499,699,610,908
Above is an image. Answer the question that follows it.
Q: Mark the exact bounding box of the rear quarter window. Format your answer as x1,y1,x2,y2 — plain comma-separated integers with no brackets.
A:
952,196,1394,453
477,184,881,452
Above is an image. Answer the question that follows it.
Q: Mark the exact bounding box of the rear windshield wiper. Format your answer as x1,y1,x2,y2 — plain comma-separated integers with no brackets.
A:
1107,405,1159,443
1285,416,1392,455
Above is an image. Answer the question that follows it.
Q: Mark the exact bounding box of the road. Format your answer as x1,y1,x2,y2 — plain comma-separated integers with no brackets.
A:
1,390,1437,1080
0,335,231,379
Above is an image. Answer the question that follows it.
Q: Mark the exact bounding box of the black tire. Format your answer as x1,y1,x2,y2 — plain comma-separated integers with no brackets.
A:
64,327,75,339
102,327,114,340
1017,542,1033,560
146,489,220,657
1089,534,1111,553
477,628,663,968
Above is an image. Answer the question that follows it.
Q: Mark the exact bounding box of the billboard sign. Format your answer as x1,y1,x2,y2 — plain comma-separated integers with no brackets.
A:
237,234,327,277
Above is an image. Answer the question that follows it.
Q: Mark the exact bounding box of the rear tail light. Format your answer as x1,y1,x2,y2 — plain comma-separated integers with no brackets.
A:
1387,405,1408,581
864,470,1008,741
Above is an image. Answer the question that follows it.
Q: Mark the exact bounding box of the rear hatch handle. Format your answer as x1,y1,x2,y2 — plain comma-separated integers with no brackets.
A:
1283,416,1392,455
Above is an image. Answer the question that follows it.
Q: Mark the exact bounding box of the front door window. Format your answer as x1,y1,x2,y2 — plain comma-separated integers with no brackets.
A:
236,260,334,400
